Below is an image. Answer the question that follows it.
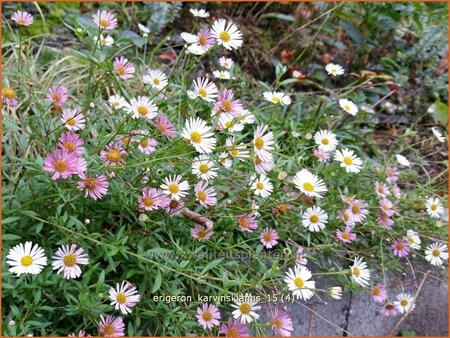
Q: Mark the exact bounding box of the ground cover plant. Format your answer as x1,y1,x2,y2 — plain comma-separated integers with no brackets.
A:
1,1,448,336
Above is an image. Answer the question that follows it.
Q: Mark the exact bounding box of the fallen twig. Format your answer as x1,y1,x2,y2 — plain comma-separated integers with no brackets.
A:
180,208,213,230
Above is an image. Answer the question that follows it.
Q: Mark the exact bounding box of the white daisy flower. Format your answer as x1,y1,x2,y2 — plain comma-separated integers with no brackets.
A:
94,34,114,46
406,230,421,250
238,109,255,124
395,154,410,167
52,244,89,279
6,241,47,276
188,77,218,102
143,69,168,90
125,96,158,120
218,151,232,169
218,113,245,133
334,148,363,173
302,206,328,232
191,155,218,181
253,124,274,162
213,70,231,80
250,174,273,198
161,175,190,200
431,127,445,143
284,265,316,301
314,130,338,152
339,98,358,116
231,293,261,324
293,169,327,199
327,286,343,300
263,91,291,106
219,57,234,69
226,137,250,160
108,95,127,109
190,8,210,18
109,281,141,315
425,197,444,218
394,293,415,314
325,63,344,76
211,19,243,50
350,257,370,287
181,117,216,154
425,242,448,266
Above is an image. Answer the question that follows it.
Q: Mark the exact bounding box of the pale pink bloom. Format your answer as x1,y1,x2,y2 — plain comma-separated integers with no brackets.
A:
138,188,168,211
391,185,401,199
213,89,244,116
57,131,84,156
339,209,356,227
43,149,79,180
137,137,158,154
164,198,185,215
155,114,176,137
346,199,369,224
237,213,258,232
109,281,141,315
98,315,125,336
11,11,33,26
47,86,68,106
100,143,128,166
61,109,85,131
191,224,213,241
52,244,89,279
378,212,395,227
195,28,215,52
2,87,20,107
253,154,275,175
380,303,399,317
374,181,390,198
196,303,221,329
114,56,135,79
93,10,117,30
391,237,410,257
194,181,217,208
260,228,279,249
379,198,395,217
219,317,249,336
385,166,399,183
76,157,88,176
335,227,356,243
312,148,331,163
372,284,388,303
271,309,293,337
295,247,308,266
77,173,109,200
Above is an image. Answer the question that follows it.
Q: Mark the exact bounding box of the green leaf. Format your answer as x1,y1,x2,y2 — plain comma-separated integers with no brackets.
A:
200,259,223,276
340,21,363,45
260,13,296,22
2,233,22,241
2,216,22,225
427,101,448,126
152,269,162,293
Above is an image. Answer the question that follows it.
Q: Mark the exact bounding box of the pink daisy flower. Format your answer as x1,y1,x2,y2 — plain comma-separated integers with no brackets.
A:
47,86,68,106
11,11,33,26
385,166,399,183
236,213,258,232
213,89,244,116
374,181,390,198
335,227,356,243
76,157,88,176
52,244,89,279
138,188,168,211
391,237,410,257
380,302,399,317
57,131,84,156
100,143,128,166
391,185,401,199
93,10,117,30
194,181,217,208
2,87,20,107
272,309,293,337
61,109,85,131
109,281,141,315
378,212,395,227
191,224,213,241
253,155,275,175
98,315,125,337
155,114,176,137
43,148,79,180
77,173,109,200
114,56,135,79
196,28,215,52
196,303,221,329
137,137,158,154
372,284,388,303
312,148,331,163
164,198,185,215
339,209,356,227
379,198,395,217
260,228,279,249
346,199,369,224
219,317,249,337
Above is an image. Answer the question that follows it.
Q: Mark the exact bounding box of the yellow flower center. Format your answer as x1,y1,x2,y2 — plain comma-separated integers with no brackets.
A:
21,255,33,266
103,324,115,335
199,35,207,46
197,191,207,202
294,277,304,288
254,155,262,165
157,124,167,133
64,142,76,152
373,287,380,296
407,236,414,245
221,99,232,112
230,149,239,157
17,18,27,25
140,139,149,147
99,18,110,28
273,318,283,329
239,218,249,228
100,37,107,44
198,88,208,98
353,267,360,278
63,253,77,267
107,149,121,162
137,106,149,116
51,93,61,102
263,233,273,242
227,328,239,337
54,160,68,173
199,163,209,173
116,292,127,304
278,204,288,213
202,310,212,321
239,303,251,314
114,101,121,107
303,182,314,192
432,249,441,257
351,205,360,214
343,156,353,165
431,204,437,211
272,97,280,104
256,182,264,190
396,242,405,250
85,178,98,191
66,117,76,126
342,232,350,240
116,65,126,76
321,138,329,145
219,31,231,42
3,87,16,99
309,214,319,223
197,229,207,239
168,183,179,194
143,197,154,207
224,121,233,128
153,78,160,85
400,299,408,307
344,104,351,111
169,200,179,208
190,131,202,144
254,137,264,150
